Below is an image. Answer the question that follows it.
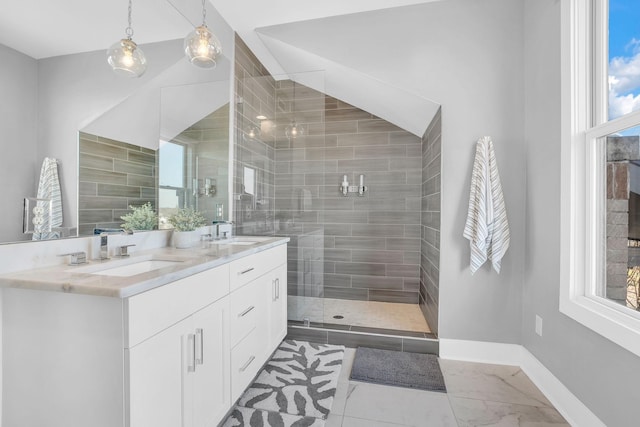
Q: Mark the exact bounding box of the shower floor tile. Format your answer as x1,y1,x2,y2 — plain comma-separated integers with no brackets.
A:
288,297,431,333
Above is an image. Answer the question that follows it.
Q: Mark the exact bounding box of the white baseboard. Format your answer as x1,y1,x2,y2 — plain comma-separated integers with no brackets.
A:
439,338,523,366
439,339,605,427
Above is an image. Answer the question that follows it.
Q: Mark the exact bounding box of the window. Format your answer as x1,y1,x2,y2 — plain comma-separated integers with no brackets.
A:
158,141,188,227
561,0,640,357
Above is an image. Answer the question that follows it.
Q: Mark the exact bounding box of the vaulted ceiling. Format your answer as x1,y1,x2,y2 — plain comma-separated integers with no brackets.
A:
3,0,447,136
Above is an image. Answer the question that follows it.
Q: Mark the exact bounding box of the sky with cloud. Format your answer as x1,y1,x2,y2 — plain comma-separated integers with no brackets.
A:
608,0,640,120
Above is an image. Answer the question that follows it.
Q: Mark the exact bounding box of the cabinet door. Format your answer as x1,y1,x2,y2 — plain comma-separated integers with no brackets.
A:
128,318,192,427
269,264,288,350
192,297,231,427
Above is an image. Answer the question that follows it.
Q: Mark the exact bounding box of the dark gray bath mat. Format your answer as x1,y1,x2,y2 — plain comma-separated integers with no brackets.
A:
349,347,447,392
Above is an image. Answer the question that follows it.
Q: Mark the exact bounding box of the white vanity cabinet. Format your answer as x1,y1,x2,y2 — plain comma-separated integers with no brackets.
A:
228,245,288,402
1,242,288,427
268,263,288,348
126,264,231,427
128,298,230,427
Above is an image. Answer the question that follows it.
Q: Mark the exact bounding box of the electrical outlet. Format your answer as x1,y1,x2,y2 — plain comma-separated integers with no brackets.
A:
535,315,543,336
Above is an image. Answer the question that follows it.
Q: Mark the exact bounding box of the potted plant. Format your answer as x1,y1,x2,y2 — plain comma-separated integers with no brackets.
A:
167,208,207,248
120,202,158,231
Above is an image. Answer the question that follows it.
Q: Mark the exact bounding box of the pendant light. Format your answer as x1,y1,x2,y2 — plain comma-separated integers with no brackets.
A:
106,0,147,78
184,0,222,68
245,125,261,141
285,81,305,140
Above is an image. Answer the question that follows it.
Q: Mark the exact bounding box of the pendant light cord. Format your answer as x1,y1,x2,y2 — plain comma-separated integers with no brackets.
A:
125,0,134,39
201,0,207,27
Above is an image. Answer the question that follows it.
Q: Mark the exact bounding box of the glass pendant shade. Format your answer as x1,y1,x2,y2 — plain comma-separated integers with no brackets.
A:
246,125,261,140
285,121,305,139
184,25,222,68
107,38,147,77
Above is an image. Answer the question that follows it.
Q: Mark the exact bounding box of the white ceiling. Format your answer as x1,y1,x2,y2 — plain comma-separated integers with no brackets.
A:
2,0,442,136
0,0,197,59
208,0,439,76
1,0,434,60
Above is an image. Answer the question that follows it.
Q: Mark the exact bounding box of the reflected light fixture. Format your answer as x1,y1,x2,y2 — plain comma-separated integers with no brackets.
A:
285,81,305,140
106,0,147,77
184,0,222,68
246,125,261,140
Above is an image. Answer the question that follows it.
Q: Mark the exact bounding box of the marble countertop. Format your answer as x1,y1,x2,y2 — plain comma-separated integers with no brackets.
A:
0,237,289,299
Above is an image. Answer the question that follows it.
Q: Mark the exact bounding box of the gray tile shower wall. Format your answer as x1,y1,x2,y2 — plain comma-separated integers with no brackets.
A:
233,35,440,308
233,35,276,235
420,109,442,335
78,132,157,236
274,81,423,305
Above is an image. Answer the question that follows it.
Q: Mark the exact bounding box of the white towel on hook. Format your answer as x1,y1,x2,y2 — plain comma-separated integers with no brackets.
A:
463,137,510,274
33,157,63,240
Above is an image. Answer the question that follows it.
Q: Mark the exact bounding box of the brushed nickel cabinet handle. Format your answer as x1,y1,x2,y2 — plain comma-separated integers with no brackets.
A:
187,334,196,372
239,267,255,275
195,328,203,365
238,305,255,317
240,355,256,372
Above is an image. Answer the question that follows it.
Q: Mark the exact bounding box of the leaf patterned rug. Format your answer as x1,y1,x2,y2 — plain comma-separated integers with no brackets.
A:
236,340,345,420
221,406,325,427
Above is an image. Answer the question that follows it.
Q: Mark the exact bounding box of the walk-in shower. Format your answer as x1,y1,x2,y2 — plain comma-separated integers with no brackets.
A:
233,37,440,352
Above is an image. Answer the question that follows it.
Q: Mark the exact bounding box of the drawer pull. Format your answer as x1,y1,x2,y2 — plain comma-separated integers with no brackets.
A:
239,267,255,275
187,334,196,372
195,328,204,365
238,305,255,317
240,355,256,372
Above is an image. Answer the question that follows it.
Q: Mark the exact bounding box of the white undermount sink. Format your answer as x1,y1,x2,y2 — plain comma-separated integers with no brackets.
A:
67,255,185,277
208,236,271,246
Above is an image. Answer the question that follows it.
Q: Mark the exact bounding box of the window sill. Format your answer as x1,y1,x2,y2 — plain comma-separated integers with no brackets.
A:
559,293,640,357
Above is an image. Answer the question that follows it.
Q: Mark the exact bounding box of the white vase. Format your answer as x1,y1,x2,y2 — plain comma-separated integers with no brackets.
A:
173,230,196,249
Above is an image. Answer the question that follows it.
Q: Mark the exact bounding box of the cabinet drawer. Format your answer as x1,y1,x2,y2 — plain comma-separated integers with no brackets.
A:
229,278,262,347
231,328,267,402
126,265,230,348
229,245,286,292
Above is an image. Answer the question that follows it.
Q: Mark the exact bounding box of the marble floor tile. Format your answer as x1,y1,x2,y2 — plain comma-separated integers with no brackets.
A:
439,359,553,408
325,413,344,427
331,348,355,415
343,382,458,426
341,416,407,426
449,396,570,427
331,380,350,416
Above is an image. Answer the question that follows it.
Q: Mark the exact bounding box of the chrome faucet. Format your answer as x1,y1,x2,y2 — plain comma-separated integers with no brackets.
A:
97,229,133,260
213,221,233,240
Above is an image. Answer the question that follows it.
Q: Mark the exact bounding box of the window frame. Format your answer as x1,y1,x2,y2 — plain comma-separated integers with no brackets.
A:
561,0,640,357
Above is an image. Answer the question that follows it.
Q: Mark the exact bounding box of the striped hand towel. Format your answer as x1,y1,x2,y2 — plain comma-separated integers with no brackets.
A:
463,137,510,274
33,157,63,240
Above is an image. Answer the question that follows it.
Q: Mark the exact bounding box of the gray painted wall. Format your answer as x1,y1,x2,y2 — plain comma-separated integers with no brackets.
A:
393,0,527,344
0,44,38,242
523,1,640,425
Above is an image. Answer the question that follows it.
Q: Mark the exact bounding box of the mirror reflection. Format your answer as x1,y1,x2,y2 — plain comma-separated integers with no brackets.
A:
158,102,230,228
77,80,232,236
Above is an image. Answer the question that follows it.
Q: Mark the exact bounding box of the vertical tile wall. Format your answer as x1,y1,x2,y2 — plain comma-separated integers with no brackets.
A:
78,132,157,235
420,109,442,335
274,83,423,305
233,35,277,235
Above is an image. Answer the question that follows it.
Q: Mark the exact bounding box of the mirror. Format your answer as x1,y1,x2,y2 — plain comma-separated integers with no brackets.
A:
158,84,231,228
77,79,232,236
0,0,233,243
